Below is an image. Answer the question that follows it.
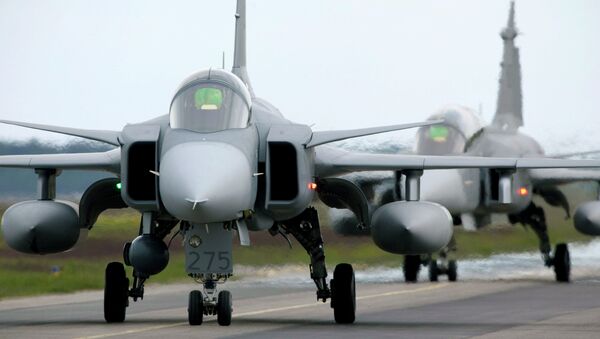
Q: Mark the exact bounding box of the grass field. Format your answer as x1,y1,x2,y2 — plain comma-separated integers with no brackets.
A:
0,185,597,299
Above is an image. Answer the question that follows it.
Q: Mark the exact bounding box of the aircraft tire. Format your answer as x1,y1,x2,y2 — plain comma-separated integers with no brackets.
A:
447,260,458,282
553,243,570,283
188,290,204,325
217,290,233,326
428,260,439,282
104,262,128,323
331,263,356,324
403,255,421,283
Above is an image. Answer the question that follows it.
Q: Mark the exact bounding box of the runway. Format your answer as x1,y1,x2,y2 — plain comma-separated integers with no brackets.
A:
2,276,600,338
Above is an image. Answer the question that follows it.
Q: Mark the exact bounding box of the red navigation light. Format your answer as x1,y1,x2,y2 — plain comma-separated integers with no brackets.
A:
519,187,529,196
308,182,318,190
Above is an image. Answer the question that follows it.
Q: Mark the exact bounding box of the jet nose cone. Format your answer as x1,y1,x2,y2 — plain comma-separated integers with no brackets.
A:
159,142,253,223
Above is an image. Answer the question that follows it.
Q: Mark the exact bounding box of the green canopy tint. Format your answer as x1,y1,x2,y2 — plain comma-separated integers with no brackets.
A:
195,87,223,110
429,125,449,142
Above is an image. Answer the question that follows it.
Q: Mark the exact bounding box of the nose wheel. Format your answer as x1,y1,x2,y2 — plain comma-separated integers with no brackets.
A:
429,259,457,282
217,290,233,326
187,279,233,326
188,290,204,325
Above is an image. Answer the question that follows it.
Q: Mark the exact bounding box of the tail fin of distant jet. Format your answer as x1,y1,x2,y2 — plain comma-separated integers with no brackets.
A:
232,0,255,97
492,1,523,131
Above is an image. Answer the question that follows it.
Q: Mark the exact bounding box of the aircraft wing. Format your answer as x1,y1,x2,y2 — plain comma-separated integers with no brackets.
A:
547,150,600,159
315,146,600,177
306,120,443,148
0,120,121,146
529,168,600,186
0,149,120,173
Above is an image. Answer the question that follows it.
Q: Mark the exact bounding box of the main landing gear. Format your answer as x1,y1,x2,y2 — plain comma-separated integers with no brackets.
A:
403,255,421,283
103,214,178,323
509,202,571,282
104,262,129,323
276,207,356,324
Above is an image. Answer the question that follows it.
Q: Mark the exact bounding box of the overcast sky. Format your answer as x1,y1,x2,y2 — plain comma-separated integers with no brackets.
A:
0,0,599,151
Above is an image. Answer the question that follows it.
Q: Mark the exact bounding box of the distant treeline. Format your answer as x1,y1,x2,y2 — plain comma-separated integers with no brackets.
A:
0,139,115,199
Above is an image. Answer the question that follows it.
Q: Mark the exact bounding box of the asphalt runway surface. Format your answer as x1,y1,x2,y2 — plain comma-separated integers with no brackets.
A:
2,275,600,339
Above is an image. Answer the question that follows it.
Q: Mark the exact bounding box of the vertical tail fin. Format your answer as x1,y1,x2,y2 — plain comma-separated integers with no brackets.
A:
492,1,523,131
232,0,255,97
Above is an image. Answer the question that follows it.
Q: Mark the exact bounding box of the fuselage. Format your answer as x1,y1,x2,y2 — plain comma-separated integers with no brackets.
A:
120,68,316,232
418,108,544,220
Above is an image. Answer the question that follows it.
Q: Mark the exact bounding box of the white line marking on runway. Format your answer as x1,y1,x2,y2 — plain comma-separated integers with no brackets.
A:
75,283,448,339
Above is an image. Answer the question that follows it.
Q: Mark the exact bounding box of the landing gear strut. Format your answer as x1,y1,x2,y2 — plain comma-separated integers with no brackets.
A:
277,207,356,324
509,202,571,282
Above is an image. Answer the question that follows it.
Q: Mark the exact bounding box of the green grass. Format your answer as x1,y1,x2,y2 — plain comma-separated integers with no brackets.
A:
87,210,139,240
0,259,111,298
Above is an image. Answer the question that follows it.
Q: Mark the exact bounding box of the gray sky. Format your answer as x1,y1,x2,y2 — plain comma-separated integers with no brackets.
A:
0,0,599,151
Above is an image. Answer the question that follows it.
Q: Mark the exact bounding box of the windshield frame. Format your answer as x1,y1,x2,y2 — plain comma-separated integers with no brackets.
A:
415,124,467,155
169,79,252,133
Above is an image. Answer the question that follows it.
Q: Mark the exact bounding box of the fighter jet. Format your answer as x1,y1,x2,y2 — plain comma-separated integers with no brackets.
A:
332,1,600,284
2,0,600,326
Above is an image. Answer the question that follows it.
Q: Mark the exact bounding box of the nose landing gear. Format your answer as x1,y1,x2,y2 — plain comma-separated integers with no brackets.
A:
404,236,458,283
182,222,235,326
187,276,233,326
428,256,458,282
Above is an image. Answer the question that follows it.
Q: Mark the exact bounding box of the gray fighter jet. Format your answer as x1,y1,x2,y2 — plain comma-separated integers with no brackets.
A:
2,0,600,326
333,1,600,284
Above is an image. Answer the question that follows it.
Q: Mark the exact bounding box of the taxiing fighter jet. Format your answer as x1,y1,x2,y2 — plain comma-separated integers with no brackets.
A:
332,1,600,284
2,0,600,326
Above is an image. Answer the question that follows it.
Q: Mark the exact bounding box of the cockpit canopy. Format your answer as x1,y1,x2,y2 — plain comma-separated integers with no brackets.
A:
415,105,482,155
170,69,252,133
